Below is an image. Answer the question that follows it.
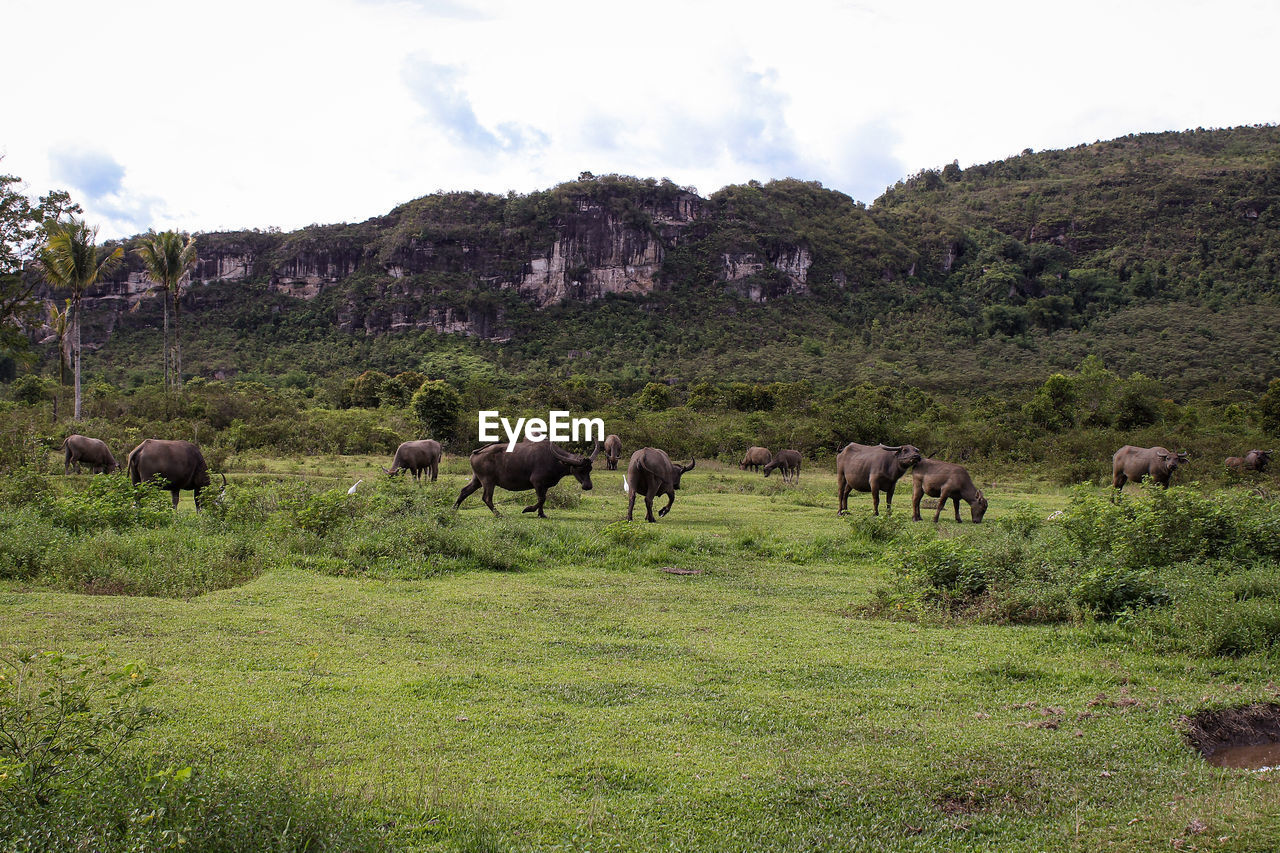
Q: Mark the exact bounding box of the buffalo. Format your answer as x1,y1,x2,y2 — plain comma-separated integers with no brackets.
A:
604,434,623,470
624,448,695,522
1112,445,1189,492
836,442,922,516
1226,449,1272,474
911,457,988,523
762,449,802,484
384,439,442,482
62,434,118,474
455,440,598,518
127,439,224,510
740,446,772,472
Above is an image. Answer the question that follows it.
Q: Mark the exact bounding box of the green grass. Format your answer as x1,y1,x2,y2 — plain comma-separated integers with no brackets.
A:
3,459,1280,850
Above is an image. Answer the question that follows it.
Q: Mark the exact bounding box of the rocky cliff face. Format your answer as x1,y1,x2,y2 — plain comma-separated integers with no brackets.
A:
64,178,836,344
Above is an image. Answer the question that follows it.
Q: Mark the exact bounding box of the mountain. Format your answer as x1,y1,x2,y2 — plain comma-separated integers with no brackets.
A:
50,126,1280,396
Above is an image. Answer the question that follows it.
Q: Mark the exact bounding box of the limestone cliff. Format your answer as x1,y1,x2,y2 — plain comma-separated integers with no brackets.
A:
59,175,887,345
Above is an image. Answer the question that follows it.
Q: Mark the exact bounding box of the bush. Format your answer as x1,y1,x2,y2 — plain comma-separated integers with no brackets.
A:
47,475,172,535
865,485,1280,646
1,757,392,852
411,380,463,443
0,648,154,807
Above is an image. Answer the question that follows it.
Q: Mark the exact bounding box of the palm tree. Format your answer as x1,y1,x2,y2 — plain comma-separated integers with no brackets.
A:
36,218,122,420
47,298,70,419
134,230,197,390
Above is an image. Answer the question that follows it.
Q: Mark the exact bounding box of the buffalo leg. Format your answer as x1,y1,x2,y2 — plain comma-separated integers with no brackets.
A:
912,481,924,521
481,484,499,515
953,496,962,523
627,488,638,521
884,482,895,514
644,491,656,523
170,489,180,510
454,476,482,509
657,489,675,518
523,487,548,517
430,463,438,482
837,472,849,516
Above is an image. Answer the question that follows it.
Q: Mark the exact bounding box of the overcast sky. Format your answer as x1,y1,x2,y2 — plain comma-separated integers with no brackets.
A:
4,0,1277,238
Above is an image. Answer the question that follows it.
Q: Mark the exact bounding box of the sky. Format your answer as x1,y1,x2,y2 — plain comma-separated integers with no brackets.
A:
3,0,1278,239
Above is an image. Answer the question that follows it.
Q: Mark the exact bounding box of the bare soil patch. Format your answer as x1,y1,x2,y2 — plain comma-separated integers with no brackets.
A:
1184,703,1280,768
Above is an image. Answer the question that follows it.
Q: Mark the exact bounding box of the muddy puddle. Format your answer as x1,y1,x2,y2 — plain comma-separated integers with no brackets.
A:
1205,742,1280,770
1185,703,1280,771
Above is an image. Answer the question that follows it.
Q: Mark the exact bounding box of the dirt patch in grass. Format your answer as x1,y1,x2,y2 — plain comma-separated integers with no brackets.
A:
1184,703,1280,767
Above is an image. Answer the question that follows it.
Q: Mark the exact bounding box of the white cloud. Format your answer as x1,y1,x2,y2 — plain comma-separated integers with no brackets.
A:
3,0,1276,238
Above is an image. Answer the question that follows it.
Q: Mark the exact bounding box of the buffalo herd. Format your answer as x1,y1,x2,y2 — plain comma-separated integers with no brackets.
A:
57,433,1272,523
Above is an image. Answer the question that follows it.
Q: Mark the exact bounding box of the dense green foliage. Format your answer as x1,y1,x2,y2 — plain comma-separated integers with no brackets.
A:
11,126,1276,402
868,484,1280,657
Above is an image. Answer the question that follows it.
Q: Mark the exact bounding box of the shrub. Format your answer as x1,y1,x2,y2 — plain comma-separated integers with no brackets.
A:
0,648,154,807
1071,565,1169,618
411,379,463,443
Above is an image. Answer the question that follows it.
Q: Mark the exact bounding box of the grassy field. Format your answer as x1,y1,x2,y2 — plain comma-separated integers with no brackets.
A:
2,457,1279,851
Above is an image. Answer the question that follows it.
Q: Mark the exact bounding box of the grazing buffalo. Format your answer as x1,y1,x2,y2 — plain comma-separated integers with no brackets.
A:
836,442,922,516
455,440,598,518
762,449,802,484
911,458,988,523
740,446,772,472
127,439,223,510
1226,449,1272,474
1111,445,1189,492
604,434,623,470
624,448,695,522
384,439,442,482
62,434,118,474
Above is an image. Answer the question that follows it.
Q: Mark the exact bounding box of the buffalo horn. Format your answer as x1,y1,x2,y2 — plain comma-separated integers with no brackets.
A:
219,473,228,492
550,443,583,464
878,444,902,452
684,457,696,471
588,441,600,462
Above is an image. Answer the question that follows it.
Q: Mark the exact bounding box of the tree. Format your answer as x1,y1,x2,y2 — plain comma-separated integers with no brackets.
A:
134,231,197,391
411,380,463,443
36,218,123,420
637,382,671,411
1259,378,1280,437
1022,373,1077,432
349,370,390,408
47,298,70,418
1,166,79,359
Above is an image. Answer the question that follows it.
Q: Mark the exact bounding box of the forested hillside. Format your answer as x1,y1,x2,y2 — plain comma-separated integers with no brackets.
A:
21,125,1280,399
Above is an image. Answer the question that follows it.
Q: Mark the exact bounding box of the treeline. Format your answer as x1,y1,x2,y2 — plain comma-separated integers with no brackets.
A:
4,358,1276,487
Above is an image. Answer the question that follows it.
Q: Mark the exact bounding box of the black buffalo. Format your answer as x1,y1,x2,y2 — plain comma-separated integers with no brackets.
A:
454,440,598,518
63,434,118,474
384,439,442,482
1112,445,1189,492
762,449,802,484
1226,449,1272,474
624,448,695,522
127,439,223,510
911,457,988,523
836,442,922,516
603,434,623,470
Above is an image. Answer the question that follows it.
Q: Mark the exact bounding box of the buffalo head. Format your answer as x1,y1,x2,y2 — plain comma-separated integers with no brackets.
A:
672,458,695,489
551,443,598,491
971,490,989,524
880,443,923,468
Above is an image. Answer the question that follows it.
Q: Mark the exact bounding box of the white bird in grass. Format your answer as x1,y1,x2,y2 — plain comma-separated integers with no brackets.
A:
347,479,362,495
622,475,630,494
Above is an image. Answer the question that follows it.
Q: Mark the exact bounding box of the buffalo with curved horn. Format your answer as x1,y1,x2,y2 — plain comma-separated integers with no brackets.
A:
455,441,598,518
127,439,223,510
